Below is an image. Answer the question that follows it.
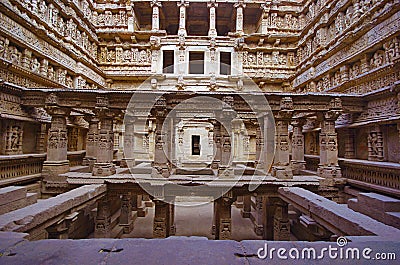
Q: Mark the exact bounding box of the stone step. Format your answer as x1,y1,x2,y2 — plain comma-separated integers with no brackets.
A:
0,186,27,206
385,212,400,229
358,192,400,212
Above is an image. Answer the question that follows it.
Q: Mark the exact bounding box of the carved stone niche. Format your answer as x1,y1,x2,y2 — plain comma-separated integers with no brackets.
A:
1,120,23,155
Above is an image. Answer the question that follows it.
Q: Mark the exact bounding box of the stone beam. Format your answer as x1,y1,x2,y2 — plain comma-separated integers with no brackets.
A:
0,184,106,240
278,187,400,240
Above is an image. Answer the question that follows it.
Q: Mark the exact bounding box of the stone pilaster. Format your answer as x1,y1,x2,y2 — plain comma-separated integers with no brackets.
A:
177,0,189,36
273,199,290,241
291,119,306,174
343,128,355,159
151,0,162,31
208,0,218,37
92,96,116,176
120,194,134,234
368,125,384,161
272,97,293,179
211,120,221,169
121,117,135,168
234,1,246,35
254,195,264,236
95,197,111,238
152,97,170,178
36,123,47,154
218,96,236,178
83,116,99,170
255,122,263,168
214,193,235,240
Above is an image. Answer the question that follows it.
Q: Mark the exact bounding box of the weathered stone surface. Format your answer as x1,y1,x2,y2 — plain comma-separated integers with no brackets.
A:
0,185,106,233
0,187,27,205
279,187,400,239
348,193,400,229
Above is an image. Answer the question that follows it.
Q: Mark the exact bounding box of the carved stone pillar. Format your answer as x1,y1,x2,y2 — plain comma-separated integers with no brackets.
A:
263,196,277,240
42,106,70,179
36,123,47,153
95,197,111,238
291,119,306,174
132,195,148,217
214,193,234,240
254,195,264,236
121,117,135,168
92,97,116,176
218,96,236,178
318,99,342,179
83,116,99,170
67,127,78,152
153,200,172,238
120,194,133,234
272,97,293,179
208,0,218,37
241,195,251,218
151,0,162,31
152,97,170,178
255,122,263,168
368,125,384,161
177,0,189,36
273,199,290,241
234,1,245,35
260,2,271,34
343,128,355,159
211,120,221,169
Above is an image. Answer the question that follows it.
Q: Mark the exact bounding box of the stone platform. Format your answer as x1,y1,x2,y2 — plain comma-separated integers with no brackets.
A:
0,232,399,264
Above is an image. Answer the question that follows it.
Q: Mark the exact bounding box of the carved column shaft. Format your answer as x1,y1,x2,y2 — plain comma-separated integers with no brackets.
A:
121,118,135,168
241,195,251,218
291,119,306,174
208,1,218,37
177,1,188,36
95,198,111,238
214,195,234,240
255,123,263,167
36,123,47,153
153,200,173,238
318,99,343,182
83,117,99,169
272,97,293,179
120,194,134,234
234,2,245,34
92,108,116,176
212,121,221,169
151,1,162,31
273,200,290,241
344,128,355,159
152,100,170,178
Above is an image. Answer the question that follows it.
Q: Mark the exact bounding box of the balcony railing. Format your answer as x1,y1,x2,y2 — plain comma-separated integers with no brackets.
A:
0,151,86,186
304,154,400,192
